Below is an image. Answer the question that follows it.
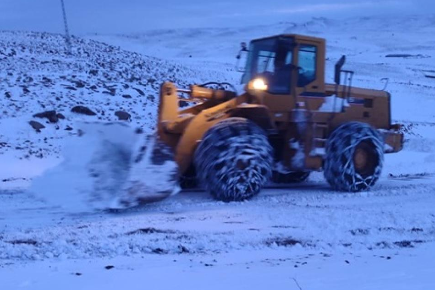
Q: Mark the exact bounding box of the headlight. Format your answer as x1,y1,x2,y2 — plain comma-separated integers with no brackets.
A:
249,78,268,91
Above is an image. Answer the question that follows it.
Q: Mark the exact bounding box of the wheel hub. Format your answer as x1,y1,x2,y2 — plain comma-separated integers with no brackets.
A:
353,141,376,177
354,148,368,171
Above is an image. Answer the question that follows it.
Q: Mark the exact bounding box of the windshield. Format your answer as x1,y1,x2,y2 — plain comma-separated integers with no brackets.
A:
242,36,295,94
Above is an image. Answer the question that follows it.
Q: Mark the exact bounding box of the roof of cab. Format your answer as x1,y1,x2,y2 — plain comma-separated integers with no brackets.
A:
251,34,326,44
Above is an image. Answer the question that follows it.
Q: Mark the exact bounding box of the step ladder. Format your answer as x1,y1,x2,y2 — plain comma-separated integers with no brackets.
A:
310,123,328,156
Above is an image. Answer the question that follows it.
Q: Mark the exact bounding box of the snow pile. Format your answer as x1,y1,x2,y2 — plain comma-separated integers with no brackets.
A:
29,122,138,211
29,121,180,211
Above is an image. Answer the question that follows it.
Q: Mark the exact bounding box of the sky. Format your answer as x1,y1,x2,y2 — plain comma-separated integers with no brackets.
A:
0,0,433,35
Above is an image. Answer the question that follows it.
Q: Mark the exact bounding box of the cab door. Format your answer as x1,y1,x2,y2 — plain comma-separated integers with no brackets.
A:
293,37,326,110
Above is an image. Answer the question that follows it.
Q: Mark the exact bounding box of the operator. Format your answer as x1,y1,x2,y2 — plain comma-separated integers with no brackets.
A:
269,48,293,93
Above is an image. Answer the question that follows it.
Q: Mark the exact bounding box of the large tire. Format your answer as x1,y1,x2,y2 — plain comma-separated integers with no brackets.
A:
194,118,273,202
324,122,384,192
271,171,310,184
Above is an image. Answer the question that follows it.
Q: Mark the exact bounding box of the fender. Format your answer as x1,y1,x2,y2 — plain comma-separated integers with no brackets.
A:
227,104,274,131
175,102,273,174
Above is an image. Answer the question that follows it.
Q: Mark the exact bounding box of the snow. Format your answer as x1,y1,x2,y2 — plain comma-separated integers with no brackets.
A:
1,11,435,290
318,95,349,112
29,123,180,211
2,247,435,290
30,122,138,211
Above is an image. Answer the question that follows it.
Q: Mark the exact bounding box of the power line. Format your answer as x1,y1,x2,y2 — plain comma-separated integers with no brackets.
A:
60,0,72,54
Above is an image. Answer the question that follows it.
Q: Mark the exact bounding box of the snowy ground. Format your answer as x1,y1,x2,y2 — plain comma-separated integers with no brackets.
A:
1,15,435,289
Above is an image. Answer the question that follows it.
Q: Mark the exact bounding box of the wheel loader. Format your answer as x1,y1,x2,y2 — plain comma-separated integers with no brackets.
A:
32,34,404,210
146,33,403,204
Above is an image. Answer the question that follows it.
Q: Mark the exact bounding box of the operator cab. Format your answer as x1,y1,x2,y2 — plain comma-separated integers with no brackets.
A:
241,35,325,99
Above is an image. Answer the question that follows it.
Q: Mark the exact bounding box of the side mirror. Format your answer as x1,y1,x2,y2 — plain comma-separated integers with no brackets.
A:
236,42,249,72
334,55,346,84
236,42,248,59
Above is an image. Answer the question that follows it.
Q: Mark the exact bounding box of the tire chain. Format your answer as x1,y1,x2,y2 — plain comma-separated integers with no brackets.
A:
324,122,384,192
195,118,273,201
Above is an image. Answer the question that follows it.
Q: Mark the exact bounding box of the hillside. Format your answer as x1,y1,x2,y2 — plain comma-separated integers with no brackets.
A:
0,31,233,160
92,15,435,122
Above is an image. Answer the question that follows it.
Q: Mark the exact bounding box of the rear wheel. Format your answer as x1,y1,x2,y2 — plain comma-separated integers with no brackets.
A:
324,122,384,192
194,118,273,202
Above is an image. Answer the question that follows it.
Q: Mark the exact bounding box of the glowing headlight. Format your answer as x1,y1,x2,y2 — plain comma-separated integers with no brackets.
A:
250,78,268,91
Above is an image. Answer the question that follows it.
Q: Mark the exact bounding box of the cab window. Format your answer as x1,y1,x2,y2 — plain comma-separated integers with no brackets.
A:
256,51,276,74
298,45,317,87
241,37,295,95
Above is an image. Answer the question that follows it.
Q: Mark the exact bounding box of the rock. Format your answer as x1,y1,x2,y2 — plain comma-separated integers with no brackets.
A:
71,106,96,116
74,80,86,88
133,87,145,96
65,125,73,131
42,76,52,83
122,94,132,99
385,54,430,59
115,111,131,121
33,110,58,123
147,95,155,103
29,120,45,132
23,76,34,83
22,86,30,94
57,113,65,119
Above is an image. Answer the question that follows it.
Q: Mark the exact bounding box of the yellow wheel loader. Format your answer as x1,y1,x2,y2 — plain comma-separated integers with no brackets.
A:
115,33,403,207
33,34,404,210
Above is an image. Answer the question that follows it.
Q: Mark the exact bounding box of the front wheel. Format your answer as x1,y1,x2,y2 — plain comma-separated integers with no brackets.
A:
194,118,273,202
324,122,384,192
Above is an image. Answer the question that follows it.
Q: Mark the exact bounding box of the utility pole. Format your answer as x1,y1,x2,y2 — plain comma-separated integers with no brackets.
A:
60,0,72,54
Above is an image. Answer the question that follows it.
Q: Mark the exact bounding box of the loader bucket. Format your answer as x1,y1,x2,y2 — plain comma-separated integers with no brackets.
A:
113,134,180,209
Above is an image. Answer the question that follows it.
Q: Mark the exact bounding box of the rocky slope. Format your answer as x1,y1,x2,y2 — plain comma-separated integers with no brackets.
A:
0,31,232,159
